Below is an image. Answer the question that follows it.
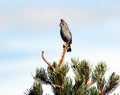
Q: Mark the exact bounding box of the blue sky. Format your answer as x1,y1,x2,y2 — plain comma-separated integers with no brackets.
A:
0,0,120,95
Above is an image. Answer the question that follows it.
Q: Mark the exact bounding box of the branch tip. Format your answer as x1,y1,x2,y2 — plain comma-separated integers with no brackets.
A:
41,51,55,71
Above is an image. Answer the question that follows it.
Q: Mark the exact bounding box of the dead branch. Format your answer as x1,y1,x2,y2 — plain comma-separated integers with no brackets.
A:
41,51,55,71
58,43,69,67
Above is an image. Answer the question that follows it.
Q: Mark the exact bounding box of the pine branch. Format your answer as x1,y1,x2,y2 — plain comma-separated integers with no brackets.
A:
53,84,64,89
26,58,120,95
104,72,120,94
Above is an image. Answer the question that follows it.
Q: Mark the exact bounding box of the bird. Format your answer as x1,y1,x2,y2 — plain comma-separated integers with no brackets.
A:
59,19,72,52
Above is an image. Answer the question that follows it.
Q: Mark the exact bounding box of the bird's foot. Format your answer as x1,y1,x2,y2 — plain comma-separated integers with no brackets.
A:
63,43,71,52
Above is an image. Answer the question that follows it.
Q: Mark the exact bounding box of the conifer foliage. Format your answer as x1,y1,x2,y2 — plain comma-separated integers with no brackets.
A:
25,43,120,95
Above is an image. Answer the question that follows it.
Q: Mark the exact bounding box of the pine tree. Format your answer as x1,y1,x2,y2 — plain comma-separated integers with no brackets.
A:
25,44,120,95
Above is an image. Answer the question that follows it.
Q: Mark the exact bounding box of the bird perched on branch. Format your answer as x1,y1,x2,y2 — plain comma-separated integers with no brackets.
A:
59,19,72,52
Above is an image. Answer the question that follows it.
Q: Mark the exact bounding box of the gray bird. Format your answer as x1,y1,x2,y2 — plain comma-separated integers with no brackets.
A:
59,19,72,52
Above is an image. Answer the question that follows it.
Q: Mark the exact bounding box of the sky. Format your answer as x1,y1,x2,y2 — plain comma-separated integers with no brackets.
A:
0,0,120,95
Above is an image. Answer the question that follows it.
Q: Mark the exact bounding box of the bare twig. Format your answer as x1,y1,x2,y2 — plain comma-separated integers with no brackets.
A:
41,51,55,71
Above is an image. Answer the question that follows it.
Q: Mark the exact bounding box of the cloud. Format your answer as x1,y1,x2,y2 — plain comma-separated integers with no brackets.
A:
0,7,120,31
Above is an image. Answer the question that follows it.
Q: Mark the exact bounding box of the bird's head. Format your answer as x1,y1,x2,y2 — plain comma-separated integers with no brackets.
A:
59,19,67,28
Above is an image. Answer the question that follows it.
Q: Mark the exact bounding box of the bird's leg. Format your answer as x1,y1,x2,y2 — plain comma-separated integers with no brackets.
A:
63,43,69,48
63,43,70,52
